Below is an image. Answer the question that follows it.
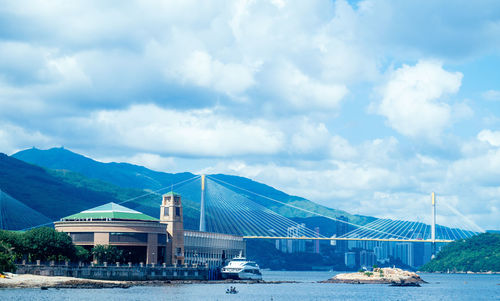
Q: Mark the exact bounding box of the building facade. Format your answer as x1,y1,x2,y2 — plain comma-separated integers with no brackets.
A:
54,203,167,264
160,192,185,265
184,230,246,268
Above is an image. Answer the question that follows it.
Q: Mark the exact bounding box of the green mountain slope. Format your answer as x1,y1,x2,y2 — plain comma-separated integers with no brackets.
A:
14,148,374,227
0,189,53,230
420,233,500,272
13,147,194,190
0,153,120,225
47,169,201,230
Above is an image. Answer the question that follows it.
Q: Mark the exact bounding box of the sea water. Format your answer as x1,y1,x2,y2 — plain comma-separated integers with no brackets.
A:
1,271,499,300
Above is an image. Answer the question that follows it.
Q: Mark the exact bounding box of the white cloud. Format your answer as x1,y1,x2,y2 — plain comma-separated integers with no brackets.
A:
84,104,285,157
478,129,500,147
291,120,331,155
274,63,348,110
416,154,439,166
329,135,357,160
0,1,499,230
173,50,256,97
482,90,500,101
0,123,53,155
96,153,176,172
374,60,463,140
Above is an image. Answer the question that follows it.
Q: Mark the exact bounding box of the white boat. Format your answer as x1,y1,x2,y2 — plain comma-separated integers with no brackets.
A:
221,254,262,280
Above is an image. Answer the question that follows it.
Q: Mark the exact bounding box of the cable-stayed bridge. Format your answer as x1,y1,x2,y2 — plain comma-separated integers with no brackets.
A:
166,175,482,244
19,174,482,246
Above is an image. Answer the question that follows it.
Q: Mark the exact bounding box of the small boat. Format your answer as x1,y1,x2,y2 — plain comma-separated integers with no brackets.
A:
221,253,262,280
226,286,238,294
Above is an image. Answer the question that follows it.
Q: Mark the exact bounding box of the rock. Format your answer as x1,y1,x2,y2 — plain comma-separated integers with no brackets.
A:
320,268,425,285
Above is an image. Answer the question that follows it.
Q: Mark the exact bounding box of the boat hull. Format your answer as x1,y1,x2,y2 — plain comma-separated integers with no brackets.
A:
221,271,262,280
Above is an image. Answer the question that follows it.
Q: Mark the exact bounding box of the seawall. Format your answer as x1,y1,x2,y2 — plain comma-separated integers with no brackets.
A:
15,262,209,281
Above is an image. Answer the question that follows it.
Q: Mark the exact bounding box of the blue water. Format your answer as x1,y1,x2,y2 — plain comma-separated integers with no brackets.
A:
1,271,499,300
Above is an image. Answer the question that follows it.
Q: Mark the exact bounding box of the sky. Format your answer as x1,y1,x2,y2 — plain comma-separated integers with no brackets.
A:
0,0,499,230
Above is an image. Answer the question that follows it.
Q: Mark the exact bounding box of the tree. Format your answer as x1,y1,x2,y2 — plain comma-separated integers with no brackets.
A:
91,245,124,264
0,241,16,273
75,246,91,262
23,227,76,261
0,230,26,260
421,233,500,272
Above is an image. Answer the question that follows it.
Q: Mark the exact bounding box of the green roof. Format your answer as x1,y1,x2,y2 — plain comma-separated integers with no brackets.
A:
163,191,181,197
62,202,158,221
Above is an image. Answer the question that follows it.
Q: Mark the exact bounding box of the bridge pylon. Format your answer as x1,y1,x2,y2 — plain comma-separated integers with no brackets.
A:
199,174,206,232
431,192,436,258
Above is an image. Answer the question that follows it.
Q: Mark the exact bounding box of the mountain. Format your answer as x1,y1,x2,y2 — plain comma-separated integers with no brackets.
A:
0,153,121,226
0,189,53,230
13,147,195,190
420,233,500,272
13,147,374,227
46,168,201,230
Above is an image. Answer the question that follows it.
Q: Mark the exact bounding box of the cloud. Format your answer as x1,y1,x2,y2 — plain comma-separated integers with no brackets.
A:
168,50,256,98
81,104,285,157
374,60,463,140
271,62,349,110
0,1,499,229
477,129,500,147
291,120,331,155
482,90,500,101
0,122,53,154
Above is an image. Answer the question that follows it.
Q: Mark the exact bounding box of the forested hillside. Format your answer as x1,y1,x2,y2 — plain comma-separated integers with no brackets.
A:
420,233,500,272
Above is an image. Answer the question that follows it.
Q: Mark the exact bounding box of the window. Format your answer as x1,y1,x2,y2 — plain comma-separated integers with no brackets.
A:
176,207,180,216
158,234,167,244
69,232,94,242
176,248,182,256
109,232,148,243
163,207,169,216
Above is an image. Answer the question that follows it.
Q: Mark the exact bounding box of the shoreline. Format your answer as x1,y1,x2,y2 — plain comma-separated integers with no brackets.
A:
0,274,297,289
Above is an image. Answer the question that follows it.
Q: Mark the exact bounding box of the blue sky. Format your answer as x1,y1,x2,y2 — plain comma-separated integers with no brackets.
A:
0,0,499,229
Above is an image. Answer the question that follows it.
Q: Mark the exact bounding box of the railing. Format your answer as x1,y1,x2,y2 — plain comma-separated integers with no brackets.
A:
15,260,209,269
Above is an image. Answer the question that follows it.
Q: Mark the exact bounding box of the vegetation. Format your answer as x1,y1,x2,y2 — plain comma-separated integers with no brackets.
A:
0,227,90,271
420,233,500,272
0,153,120,225
0,241,16,273
91,245,124,264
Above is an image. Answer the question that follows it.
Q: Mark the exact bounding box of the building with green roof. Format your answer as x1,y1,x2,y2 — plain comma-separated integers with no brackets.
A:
55,202,167,264
54,192,246,269
62,202,158,222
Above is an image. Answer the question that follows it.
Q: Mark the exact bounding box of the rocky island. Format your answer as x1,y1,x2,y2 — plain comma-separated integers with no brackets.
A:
320,268,425,286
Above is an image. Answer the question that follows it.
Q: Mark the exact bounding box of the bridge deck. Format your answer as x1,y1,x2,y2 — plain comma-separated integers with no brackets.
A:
243,236,454,243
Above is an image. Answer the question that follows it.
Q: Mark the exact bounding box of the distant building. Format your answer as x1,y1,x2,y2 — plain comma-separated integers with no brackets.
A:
374,246,388,263
286,224,306,253
336,216,349,253
345,252,356,268
359,250,376,269
330,234,337,246
395,243,414,267
314,227,320,254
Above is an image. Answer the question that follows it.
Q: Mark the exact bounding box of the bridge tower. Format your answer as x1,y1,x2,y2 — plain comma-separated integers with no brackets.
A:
199,175,206,232
431,192,437,258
